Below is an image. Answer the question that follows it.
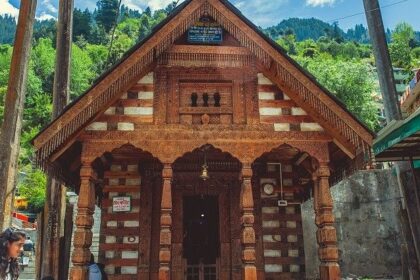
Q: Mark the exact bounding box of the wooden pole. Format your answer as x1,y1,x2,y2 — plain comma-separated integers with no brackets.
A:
41,0,74,278
0,0,37,230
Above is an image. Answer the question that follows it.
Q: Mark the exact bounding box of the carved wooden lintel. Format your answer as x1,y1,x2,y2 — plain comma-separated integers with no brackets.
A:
159,164,173,280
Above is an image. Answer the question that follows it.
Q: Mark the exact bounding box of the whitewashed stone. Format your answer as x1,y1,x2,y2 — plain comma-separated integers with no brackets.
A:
258,92,275,100
300,123,324,131
104,107,116,115
265,264,282,273
291,107,307,115
259,108,282,116
117,122,134,131
138,72,154,84
110,165,122,172
121,92,128,99
126,178,141,186
138,91,154,100
122,251,138,259
283,164,293,172
124,107,153,115
106,221,117,227
108,179,119,186
105,236,116,243
105,251,115,259
288,249,299,257
124,221,139,227
121,266,137,274
286,221,297,228
262,207,279,214
286,206,296,214
274,123,290,131
263,221,280,228
264,250,281,257
283,178,293,187
258,73,273,85
127,165,138,172
283,94,291,100
86,122,107,131
290,264,300,272
263,235,281,242
287,235,298,242
104,265,115,274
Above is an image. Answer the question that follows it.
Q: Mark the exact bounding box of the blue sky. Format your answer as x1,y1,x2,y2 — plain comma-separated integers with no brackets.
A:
1,0,419,31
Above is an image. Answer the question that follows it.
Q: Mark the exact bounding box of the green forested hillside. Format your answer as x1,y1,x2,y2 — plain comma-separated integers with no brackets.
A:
0,0,419,211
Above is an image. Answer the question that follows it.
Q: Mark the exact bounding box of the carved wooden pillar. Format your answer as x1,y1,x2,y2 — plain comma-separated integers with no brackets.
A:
315,163,341,280
69,163,96,280
240,164,257,280
159,164,173,280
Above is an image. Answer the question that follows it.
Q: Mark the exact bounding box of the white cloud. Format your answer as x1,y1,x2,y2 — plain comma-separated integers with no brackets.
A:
306,0,336,7
37,12,55,21
0,0,19,18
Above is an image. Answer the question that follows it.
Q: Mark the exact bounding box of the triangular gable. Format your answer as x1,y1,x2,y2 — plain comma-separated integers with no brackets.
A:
33,0,374,168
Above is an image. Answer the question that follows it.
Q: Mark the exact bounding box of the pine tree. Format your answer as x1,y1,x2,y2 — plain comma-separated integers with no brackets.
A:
95,0,120,33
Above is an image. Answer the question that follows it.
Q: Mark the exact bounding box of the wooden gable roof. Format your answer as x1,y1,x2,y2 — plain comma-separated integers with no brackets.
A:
32,0,374,173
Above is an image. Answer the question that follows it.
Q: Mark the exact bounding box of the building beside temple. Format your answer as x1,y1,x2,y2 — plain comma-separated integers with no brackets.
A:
32,0,374,279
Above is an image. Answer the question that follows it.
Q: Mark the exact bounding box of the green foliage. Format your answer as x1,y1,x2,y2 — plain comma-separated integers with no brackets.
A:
0,15,16,44
73,8,92,41
296,55,379,130
96,0,120,33
18,166,47,213
71,44,94,99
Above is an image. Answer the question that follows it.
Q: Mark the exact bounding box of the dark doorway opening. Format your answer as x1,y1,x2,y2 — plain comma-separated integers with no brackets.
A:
183,195,220,265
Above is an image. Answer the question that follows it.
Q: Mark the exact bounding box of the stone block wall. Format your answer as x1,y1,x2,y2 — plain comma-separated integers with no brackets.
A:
302,170,402,279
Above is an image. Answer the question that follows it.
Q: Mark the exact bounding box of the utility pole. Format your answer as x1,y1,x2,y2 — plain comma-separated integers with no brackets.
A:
0,0,37,230
40,0,74,278
363,0,420,277
363,0,401,122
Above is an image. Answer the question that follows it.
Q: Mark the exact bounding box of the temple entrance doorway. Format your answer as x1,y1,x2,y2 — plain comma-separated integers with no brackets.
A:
171,145,243,280
183,195,219,280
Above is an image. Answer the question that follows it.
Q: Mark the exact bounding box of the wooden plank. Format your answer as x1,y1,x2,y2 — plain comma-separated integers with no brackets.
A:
101,228,140,236
99,243,138,251
103,186,140,193
97,115,153,123
262,228,303,235
130,84,154,91
258,84,281,92
107,275,139,280
102,213,139,222
263,242,304,250
103,258,138,266
258,100,296,108
261,213,302,221
260,115,314,124
104,171,140,177
113,99,154,107
264,256,305,265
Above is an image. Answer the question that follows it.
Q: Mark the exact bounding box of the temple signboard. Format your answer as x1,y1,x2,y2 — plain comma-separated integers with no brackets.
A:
188,21,223,44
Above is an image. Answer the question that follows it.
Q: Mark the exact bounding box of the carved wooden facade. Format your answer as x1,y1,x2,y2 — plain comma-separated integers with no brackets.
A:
32,0,374,279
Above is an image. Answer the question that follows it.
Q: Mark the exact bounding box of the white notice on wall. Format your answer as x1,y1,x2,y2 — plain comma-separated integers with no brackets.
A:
112,196,131,212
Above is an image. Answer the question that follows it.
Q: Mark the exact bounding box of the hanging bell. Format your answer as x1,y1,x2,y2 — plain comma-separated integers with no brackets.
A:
200,164,210,181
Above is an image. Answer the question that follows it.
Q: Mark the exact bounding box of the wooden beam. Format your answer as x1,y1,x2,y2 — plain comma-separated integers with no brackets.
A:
0,0,37,230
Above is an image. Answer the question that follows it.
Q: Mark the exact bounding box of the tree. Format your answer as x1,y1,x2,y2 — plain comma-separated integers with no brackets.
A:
95,0,120,33
297,55,379,130
73,8,92,41
0,15,16,44
389,22,415,75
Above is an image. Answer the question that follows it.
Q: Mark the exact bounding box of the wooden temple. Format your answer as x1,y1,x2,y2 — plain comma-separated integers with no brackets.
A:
32,0,374,279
